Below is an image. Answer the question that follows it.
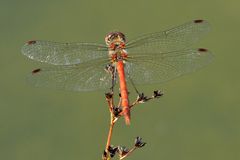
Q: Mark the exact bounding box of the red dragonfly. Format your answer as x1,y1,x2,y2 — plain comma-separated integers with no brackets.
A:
21,20,213,125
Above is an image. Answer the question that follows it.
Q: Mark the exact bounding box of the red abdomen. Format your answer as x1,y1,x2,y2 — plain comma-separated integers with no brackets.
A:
117,60,130,125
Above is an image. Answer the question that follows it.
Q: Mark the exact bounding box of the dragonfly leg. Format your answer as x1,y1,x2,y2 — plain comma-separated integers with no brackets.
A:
105,64,117,92
127,75,140,95
111,66,117,92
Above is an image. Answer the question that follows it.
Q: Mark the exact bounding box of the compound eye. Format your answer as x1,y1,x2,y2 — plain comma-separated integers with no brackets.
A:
105,35,112,45
109,35,114,41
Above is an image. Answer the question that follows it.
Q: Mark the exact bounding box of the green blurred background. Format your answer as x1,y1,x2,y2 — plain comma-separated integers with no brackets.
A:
1,0,239,160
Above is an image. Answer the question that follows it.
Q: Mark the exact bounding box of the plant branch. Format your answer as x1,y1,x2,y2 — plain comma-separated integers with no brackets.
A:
105,114,115,151
103,89,162,159
119,146,137,160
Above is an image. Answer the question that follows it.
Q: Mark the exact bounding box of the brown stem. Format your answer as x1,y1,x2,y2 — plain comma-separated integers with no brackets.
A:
120,147,137,160
129,100,138,108
105,114,115,151
104,91,117,159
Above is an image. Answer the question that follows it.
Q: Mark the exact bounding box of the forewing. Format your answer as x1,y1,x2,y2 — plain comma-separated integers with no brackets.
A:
27,58,113,91
125,48,213,84
21,40,108,65
126,20,210,54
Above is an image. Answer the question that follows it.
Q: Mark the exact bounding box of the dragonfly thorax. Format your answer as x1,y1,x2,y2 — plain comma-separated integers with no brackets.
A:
109,50,128,62
105,32,128,62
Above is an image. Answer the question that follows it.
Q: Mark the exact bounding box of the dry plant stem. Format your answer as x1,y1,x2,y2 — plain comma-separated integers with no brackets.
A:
106,95,113,113
129,100,138,108
120,147,137,160
130,95,158,109
118,97,122,108
105,114,115,151
105,93,116,152
103,89,158,159
105,88,122,152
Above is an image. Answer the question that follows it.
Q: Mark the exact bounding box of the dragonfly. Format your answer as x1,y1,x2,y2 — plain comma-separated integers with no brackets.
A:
21,19,213,125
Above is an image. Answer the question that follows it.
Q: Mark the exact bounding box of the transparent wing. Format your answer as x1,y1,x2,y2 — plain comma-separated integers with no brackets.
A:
27,58,113,91
125,48,213,84
126,20,210,54
21,40,108,65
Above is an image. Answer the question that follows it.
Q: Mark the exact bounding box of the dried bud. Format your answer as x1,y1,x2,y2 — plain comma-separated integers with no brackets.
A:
102,150,108,160
105,92,113,99
108,145,118,158
137,93,149,103
153,90,163,98
113,106,122,117
117,146,129,157
134,136,146,148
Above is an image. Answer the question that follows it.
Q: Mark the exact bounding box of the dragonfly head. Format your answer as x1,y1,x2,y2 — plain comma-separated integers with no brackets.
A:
105,32,126,47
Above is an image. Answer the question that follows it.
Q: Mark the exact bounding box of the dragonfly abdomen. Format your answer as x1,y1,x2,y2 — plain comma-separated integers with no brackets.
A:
117,60,130,125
